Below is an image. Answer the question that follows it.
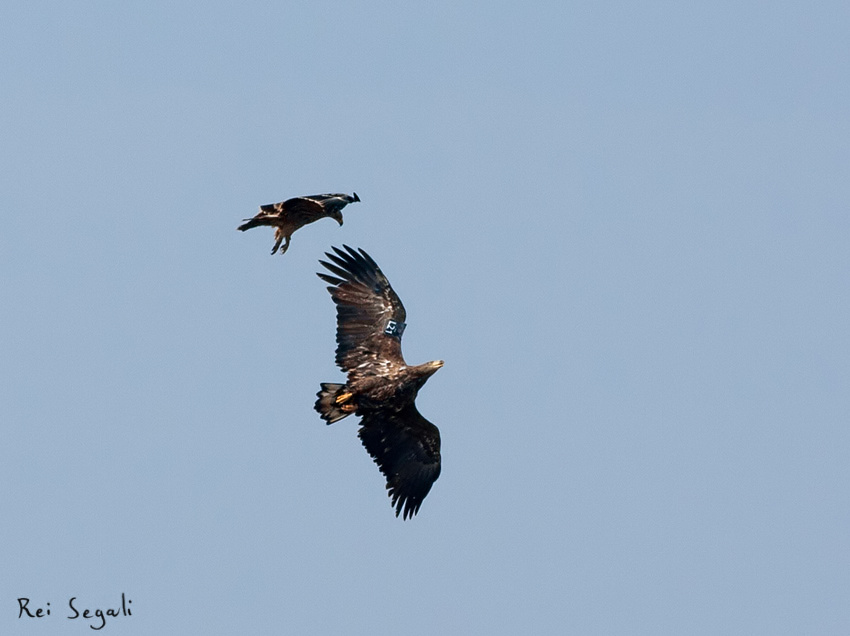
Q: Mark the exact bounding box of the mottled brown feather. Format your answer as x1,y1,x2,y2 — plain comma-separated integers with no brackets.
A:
318,245,406,380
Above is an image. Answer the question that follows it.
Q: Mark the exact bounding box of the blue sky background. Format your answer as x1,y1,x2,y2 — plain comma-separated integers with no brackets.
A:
2,2,849,634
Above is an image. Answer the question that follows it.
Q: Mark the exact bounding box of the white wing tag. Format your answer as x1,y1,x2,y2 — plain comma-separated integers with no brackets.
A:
384,320,406,337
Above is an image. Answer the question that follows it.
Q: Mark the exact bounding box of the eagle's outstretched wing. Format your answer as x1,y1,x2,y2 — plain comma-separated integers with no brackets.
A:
358,404,442,519
317,245,407,377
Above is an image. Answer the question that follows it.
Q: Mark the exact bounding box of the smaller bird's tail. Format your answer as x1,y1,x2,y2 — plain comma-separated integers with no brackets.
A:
237,217,267,231
315,383,353,424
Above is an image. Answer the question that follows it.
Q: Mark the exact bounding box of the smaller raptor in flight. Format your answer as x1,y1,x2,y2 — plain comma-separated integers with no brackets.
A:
237,192,360,255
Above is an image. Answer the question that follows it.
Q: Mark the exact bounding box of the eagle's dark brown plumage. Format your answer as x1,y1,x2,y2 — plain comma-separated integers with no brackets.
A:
237,192,360,255
315,245,443,520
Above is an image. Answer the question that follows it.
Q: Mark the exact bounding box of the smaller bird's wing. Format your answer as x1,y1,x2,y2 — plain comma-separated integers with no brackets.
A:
358,404,442,519
318,245,407,376
302,193,352,203
301,193,359,216
259,197,326,226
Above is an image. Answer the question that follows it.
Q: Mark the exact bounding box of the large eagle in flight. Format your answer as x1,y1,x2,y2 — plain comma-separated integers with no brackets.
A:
315,245,443,519
237,192,360,255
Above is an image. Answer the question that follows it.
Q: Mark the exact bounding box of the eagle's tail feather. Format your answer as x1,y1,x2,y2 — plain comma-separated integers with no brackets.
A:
315,383,352,424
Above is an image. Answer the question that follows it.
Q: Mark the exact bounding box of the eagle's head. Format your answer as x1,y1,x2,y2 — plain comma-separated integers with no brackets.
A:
331,211,344,226
424,360,444,375
408,360,444,389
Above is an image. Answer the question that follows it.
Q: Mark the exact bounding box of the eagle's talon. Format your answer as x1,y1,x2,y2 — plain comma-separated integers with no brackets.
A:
335,391,354,404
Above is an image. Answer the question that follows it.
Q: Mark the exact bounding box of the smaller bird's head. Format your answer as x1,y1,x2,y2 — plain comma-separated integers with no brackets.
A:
352,192,361,203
